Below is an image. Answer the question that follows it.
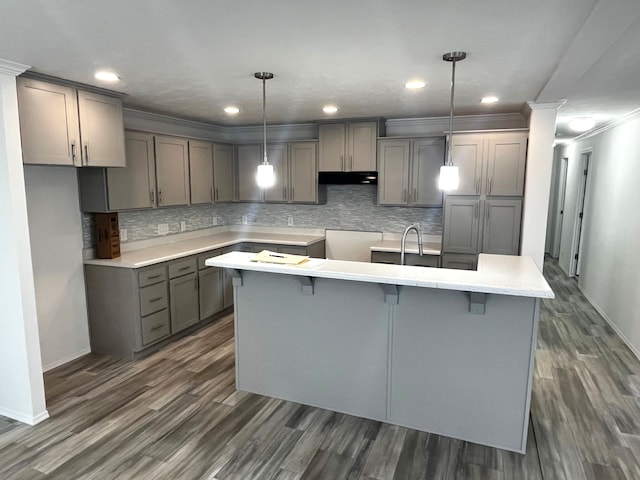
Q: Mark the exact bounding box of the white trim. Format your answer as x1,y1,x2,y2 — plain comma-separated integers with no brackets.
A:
526,100,566,110
43,347,92,372
385,113,526,133
572,107,640,141
0,59,30,76
0,407,49,425
577,284,640,362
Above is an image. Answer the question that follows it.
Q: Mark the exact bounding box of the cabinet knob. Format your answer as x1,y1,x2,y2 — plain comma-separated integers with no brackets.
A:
84,143,89,165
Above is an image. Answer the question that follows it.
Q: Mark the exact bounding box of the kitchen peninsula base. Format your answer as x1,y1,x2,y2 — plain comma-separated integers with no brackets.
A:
209,253,553,453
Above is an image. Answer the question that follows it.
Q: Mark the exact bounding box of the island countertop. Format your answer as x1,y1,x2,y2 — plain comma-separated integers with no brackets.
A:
206,252,554,299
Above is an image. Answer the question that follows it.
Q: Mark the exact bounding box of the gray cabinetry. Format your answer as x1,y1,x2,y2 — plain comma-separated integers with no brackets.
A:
16,77,125,167
78,131,156,212
213,143,235,202
189,140,214,204
155,135,190,207
443,198,481,254
263,144,289,202
450,133,485,195
319,121,381,172
378,137,444,206
440,253,477,270
482,199,522,255
289,142,318,203
370,251,439,267
237,144,262,202
197,251,224,320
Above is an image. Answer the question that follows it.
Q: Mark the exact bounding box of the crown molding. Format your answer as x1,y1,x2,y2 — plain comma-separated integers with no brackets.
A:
526,100,567,111
385,113,526,136
572,107,640,141
0,59,30,76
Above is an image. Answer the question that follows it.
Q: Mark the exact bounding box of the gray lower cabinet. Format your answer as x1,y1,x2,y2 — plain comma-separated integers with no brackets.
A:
370,251,439,267
442,197,481,254
168,257,198,333
197,251,224,320
482,199,522,255
240,241,326,258
440,253,477,270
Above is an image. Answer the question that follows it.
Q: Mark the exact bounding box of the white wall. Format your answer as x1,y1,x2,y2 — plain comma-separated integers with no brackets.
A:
0,64,48,424
557,115,640,357
24,166,90,371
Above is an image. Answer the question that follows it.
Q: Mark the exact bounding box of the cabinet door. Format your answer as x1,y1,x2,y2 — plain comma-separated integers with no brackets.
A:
77,91,126,167
443,197,481,254
107,131,156,210
348,122,377,171
318,123,346,171
411,138,445,206
213,143,235,202
198,268,224,320
451,134,484,195
482,199,522,255
189,140,214,204
484,133,527,196
17,77,80,166
223,269,234,309
377,140,410,205
169,272,198,333
441,253,477,270
264,144,289,202
155,135,190,207
237,144,262,201
290,142,317,203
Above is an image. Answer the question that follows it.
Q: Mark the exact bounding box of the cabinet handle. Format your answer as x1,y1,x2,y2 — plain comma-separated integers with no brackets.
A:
486,205,490,220
476,177,481,194
178,266,191,271
350,155,353,171
403,188,407,202
291,188,294,201
158,190,163,204
149,296,164,303
84,143,89,165
475,203,479,218
341,155,344,171
71,143,77,165
150,190,155,206
283,186,286,200
151,324,165,331
488,178,493,194
215,187,219,201
147,274,161,280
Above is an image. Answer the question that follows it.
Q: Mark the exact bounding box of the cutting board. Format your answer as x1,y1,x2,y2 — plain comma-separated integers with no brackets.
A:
325,230,383,262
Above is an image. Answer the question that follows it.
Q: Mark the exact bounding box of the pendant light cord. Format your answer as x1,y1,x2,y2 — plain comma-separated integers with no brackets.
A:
262,76,268,165
447,59,456,167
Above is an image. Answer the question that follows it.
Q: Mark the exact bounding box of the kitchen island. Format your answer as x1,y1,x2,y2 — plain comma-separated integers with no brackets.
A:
206,252,554,453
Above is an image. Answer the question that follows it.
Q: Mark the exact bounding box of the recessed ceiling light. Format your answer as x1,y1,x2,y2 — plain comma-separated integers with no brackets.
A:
569,117,595,132
94,70,120,82
323,105,338,114
405,81,426,89
481,96,500,104
224,106,240,114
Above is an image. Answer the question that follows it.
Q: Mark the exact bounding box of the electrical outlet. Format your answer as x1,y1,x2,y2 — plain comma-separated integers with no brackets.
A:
180,221,186,232
157,223,169,235
287,216,294,227
242,215,248,225
120,229,127,241
212,216,219,226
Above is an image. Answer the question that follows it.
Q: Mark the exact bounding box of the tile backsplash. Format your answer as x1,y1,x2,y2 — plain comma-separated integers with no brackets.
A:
82,185,442,250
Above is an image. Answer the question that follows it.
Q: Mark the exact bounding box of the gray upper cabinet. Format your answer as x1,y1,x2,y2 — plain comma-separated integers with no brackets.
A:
318,123,346,171
155,135,190,207
77,91,126,167
319,121,379,172
451,133,484,195
264,144,289,203
484,133,527,196
213,143,235,202
237,144,263,202
378,140,411,205
290,142,318,203
378,137,444,206
107,132,156,210
189,140,214,204
17,77,125,167
482,199,522,255
442,197,481,254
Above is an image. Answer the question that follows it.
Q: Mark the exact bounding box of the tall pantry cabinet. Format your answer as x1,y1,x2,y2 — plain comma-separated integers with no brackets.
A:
441,131,527,270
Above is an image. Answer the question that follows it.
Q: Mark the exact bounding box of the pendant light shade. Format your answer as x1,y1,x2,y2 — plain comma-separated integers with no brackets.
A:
439,51,466,191
255,72,275,188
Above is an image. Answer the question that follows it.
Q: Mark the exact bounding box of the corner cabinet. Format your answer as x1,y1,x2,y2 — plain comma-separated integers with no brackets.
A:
17,77,125,167
442,130,528,269
378,137,444,206
213,143,235,202
319,120,383,172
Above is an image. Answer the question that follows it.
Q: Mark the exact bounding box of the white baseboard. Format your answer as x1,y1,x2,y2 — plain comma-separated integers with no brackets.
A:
577,284,640,362
0,406,49,425
43,347,92,372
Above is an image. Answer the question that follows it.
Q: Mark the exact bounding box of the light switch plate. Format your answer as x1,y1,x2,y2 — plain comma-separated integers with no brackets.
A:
242,215,248,225
180,221,186,232
287,216,294,227
157,223,169,235
212,216,219,226
120,229,127,241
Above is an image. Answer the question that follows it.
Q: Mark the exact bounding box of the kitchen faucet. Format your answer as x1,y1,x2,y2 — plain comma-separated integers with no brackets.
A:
400,224,423,265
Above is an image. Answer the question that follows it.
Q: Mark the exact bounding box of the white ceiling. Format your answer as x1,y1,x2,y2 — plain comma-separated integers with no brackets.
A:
2,0,640,139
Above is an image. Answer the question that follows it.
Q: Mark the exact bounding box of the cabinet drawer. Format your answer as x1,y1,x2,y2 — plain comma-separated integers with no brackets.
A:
138,265,167,287
198,249,222,270
371,251,399,264
168,257,197,278
140,282,168,316
277,245,307,255
141,309,170,346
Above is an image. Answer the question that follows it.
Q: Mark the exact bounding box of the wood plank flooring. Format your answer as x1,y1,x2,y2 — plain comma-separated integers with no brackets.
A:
1,257,639,479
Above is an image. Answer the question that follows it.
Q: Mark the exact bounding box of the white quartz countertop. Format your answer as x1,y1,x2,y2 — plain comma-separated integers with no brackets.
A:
84,231,325,269
370,240,441,255
206,252,554,299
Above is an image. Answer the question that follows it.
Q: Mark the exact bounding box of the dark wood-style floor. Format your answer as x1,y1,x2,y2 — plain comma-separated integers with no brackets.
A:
1,258,639,479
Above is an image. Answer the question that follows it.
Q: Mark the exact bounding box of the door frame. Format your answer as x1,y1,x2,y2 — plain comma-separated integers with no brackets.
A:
552,157,569,258
570,149,592,277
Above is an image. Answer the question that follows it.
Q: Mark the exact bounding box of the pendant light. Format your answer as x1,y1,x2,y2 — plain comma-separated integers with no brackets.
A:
255,72,275,188
439,52,466,191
